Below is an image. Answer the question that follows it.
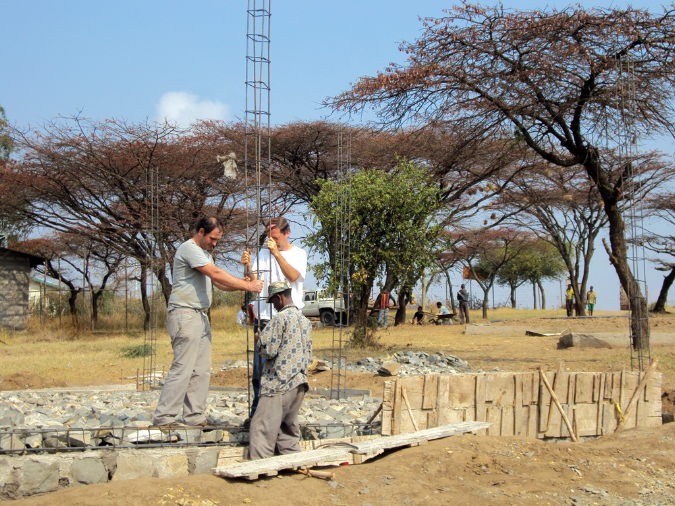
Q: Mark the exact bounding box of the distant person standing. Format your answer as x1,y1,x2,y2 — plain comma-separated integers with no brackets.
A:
565,284,574,317
153,216,263,429
457,284,470,324
374,289,395,328
586,286,597,316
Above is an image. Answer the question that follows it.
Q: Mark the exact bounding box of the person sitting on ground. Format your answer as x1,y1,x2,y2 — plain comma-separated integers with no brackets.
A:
411,305,426,325
433,301,453,325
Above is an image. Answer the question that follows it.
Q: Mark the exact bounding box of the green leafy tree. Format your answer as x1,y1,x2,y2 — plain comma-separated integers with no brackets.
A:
497,238,567,309
306,160,441,347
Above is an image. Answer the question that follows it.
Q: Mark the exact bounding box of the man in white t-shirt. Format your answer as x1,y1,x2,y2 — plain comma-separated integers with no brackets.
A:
241,217,307,419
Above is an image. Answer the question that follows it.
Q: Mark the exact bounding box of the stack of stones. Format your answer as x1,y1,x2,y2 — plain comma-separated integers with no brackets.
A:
353,351,469,376
0,390,381,451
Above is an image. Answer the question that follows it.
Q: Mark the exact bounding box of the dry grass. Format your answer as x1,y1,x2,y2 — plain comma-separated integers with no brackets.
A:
2,305,674,390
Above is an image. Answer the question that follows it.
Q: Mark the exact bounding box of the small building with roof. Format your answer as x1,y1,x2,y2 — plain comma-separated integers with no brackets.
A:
0,247,45,330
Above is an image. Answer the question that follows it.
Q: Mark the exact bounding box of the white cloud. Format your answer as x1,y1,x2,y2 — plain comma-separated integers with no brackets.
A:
155,91,230,128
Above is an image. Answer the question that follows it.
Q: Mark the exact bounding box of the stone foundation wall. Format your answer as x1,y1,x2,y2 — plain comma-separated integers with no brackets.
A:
0,446,223,500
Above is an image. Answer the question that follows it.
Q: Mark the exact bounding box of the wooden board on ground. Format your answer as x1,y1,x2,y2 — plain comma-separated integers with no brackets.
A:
213,421,491,480
216,435,381,468
381,366,661,440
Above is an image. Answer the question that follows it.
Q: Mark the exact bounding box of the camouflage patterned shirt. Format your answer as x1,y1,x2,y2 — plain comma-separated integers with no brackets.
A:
258,304,312,396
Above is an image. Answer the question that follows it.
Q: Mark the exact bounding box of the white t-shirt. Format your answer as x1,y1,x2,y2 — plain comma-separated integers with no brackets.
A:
251,245,307,320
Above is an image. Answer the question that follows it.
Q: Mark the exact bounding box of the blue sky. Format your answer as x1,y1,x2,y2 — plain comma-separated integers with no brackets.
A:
3,0,673,310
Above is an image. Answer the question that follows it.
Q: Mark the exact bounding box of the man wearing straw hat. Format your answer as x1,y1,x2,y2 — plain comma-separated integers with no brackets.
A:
248,280,312,460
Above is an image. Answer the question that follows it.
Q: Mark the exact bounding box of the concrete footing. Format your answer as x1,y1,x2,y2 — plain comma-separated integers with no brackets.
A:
0,446,224,500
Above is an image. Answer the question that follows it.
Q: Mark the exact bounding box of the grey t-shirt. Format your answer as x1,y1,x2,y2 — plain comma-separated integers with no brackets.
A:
167,239,213,311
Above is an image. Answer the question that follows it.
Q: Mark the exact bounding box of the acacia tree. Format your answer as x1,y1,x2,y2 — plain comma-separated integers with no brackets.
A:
451,228,530,319
330,3,675,348
7,117,260,321
307,160,441,346
645,195,675,313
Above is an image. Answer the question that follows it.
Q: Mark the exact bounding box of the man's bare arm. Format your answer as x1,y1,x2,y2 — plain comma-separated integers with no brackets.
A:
196,263,263,292
267,239,301,282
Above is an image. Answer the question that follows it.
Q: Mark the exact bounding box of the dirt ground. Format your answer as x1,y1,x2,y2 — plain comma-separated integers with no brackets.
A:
13,423,675,505
4,315,675,505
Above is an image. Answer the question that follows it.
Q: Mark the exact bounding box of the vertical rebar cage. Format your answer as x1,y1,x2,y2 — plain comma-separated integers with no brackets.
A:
244,0,272,414
141,164,161,389
330,125,352,400
616,54,651,372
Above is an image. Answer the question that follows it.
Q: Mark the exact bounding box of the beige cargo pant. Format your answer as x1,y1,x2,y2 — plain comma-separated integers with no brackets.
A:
248,384,308,460
153,308,211,426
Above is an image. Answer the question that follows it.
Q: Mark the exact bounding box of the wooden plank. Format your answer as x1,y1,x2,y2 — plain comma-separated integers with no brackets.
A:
422,374,438,410
514,375,523,436
596,373,605,436
522,372,534,405
575,373,594,404
436,375,451,425
485,373,515,405
213,422,492,479
381,380,395,436
501,405,515,436
402,387,420,432
392,378,402,436
475,374,486,422
539,368,578,442
616,360,659,434
426,410,438,429
538,371,548,432
486,406,501,436
573,404,600,436
526,405,538,437
401,376,426,410
645,372,661,402
448,374,476,407
604,372,613,400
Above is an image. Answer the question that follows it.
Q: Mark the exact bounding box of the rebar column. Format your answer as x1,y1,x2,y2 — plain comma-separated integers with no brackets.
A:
244,0,272,415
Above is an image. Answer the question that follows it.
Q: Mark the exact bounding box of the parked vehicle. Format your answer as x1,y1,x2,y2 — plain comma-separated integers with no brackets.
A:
302,289,347,326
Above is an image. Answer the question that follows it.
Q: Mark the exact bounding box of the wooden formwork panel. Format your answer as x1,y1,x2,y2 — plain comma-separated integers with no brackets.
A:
381,369,662,440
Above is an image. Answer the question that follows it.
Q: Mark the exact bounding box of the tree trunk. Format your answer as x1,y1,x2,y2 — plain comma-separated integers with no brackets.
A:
652,267,675,314
91,289,100,329
395,287,411,326
509,283,516,308
140,263,150,332
537,279,546,310
482,289,489,319
602,193,649,350
532,282,538,310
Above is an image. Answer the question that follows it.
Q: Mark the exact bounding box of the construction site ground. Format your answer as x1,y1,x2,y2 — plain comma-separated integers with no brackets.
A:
3,310,675,505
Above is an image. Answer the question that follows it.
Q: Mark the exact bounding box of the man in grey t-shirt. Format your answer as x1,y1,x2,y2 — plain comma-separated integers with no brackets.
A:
153,216,263,428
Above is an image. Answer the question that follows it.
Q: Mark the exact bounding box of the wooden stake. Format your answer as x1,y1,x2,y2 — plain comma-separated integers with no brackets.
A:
545,362,564,432
366,403,383,425
615,359,659,434
402,388,419,432
296,468,335,480
539,368,578,443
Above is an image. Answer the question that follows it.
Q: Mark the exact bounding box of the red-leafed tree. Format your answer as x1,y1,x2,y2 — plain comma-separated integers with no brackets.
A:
330,3,675,348
7,117,267,324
